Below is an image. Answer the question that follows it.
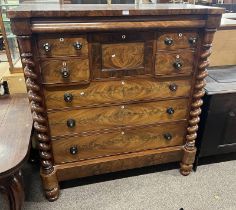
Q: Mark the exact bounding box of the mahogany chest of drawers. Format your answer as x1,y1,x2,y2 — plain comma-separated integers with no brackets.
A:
8,3,223,201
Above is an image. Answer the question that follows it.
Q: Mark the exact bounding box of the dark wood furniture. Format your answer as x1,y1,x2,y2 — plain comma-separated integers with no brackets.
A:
196,66,236,159
0,94,32,210
8,3,223,201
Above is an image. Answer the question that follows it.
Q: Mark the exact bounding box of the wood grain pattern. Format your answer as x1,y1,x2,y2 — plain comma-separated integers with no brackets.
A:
180,29,216,176
38,35,88,57
56,146,183,181
102,43,144,70
40,58,90,84
0,94,32,174
157,31,198,50
155,50,194,76
8,4,223,201
52,122,187,164
44,78,192,110
7,4,224,19
91,31,154,79
48,98,189,137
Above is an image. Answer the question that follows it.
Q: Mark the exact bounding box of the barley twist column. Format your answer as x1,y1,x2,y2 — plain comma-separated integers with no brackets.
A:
180,29,216,176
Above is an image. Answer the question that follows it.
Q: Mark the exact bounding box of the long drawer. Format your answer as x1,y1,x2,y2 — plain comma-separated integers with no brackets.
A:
52,122,187,163
48,98,189,137
44,78,192,110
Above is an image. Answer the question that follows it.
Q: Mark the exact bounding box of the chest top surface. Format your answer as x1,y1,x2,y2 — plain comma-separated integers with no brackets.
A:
8,3,224,18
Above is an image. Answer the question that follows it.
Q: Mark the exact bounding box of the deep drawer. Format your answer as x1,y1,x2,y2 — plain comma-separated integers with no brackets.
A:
47,98,189,137
52,122,187,163
37,34,88,57
40,58,90,84
157,31,198,50
44,78,192,110
155,50,195,76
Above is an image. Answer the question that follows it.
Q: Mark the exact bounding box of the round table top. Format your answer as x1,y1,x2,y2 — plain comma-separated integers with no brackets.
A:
0,94,33,176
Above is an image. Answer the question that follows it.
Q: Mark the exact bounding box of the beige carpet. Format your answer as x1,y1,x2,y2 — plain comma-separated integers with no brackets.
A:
21,158,236,210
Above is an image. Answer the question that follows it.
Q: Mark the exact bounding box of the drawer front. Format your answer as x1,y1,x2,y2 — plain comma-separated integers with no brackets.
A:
155,51,194,76
102,43,144,70
52,122,187,163
41,58,90,84
48,98,189,137
157,31,198,50
44,78,192,110
38,35,88,57
91,31,153,79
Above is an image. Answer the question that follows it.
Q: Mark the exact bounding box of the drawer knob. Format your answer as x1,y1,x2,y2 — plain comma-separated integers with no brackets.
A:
163,133,172,140
166,107,175,115
61,67,70,78
64,93,73,102
173,61,182,70
70,146,78,155
73,42,82,50
67,119,76,128
164,38,173,46
43,43,51,52
169,84,178,92
189,37,197,45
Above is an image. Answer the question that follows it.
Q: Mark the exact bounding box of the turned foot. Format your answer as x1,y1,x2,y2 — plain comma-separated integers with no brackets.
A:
45,187,59,202
40,168,59,201
180,162,193,176
180,146,196,176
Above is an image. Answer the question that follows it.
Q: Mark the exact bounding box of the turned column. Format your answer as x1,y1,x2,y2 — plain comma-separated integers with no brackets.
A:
180,29,217,176
17,36,59,201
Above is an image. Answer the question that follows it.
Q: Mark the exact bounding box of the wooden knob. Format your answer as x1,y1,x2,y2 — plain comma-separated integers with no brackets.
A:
61,67,70,78
64,93,73,103
163,133,172,140
166,107,175,115
169,84,178,92
189,37,197,45
67,119,76,128
73,42,82,50
43,43,51,52
70,146,78,155
164,38,173,46
173,61,182,70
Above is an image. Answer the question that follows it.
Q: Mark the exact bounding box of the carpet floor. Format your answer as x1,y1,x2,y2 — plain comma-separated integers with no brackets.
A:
20,156,236,210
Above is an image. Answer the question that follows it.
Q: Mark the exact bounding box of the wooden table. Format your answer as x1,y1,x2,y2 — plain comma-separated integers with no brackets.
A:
0,94,33,210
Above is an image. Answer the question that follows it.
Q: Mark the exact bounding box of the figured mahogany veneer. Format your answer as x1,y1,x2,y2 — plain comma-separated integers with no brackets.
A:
48,99,189,137
38,34,88,57
44,78,191,110
40,58,90,84
9,3,223,201
102,43,144,70
157,31,198,50
155,50,195,76
52,122,187,164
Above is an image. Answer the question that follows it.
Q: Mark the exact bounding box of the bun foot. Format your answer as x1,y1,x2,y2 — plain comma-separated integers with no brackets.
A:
45,187,59,202
41,168,59,201
180,163,192,176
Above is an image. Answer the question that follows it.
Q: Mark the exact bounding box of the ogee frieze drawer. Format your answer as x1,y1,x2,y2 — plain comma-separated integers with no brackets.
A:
155,50,195,76
157,31,198,50
44,78,192,110
38,35,88,57
40,58,90,84
47,98,189,137
52,122,187,163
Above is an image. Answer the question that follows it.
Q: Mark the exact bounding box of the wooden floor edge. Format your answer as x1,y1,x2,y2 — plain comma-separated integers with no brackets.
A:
55,146,183,181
